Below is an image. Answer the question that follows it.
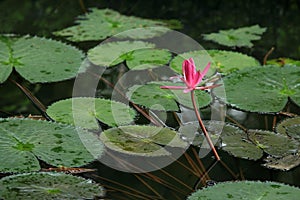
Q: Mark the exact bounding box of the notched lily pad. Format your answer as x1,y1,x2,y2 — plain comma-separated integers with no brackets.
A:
87,40,155,67
0,118,103,173
202,25,267,48
276,117,300,141
214,65,300,113
126,81,212,111
0,172,104,200
0,35,84,83
170,50,259,76
53,8,181,42
47,97,136,129
248,129,298,158
100,125,188,156
187,181,300,200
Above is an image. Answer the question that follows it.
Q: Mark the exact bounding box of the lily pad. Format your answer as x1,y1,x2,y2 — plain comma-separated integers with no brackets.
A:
0,118,103,173
276,117,300,141
267,57,300,67
100,125,188,156
170,50,259,75
125,48,172,70
53,8,180,42
0,172,104,200
187,181,300,200
214,65,300,113
87,40,155,67
248,129,298,158
126,81,212,111
263,154,300,171
202,24,267,48
47,97,136,129
0,35,84,83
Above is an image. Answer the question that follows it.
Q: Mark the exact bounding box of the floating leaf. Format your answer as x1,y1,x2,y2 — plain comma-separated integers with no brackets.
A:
170,50,259,75
126,48,172,70
0,118,103,173
263,154,300,171
0,35,84,83
53,8,180,42
87,41,155,67
100,125,188,156
276,117,300,141
126,81,212,111
47,97,136,129
187,181,300,200
202,25,267,48
0,172,104,200
214,65,300,113
248,129,298,158
267,57,300,67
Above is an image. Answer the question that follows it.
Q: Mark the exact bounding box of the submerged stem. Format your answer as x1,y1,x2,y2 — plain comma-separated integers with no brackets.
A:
190,90,220,161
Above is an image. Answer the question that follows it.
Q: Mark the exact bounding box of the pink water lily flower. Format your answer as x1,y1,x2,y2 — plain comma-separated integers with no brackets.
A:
161,58,217,93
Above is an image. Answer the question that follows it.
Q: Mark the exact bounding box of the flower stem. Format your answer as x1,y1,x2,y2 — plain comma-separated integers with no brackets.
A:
190,90,220,161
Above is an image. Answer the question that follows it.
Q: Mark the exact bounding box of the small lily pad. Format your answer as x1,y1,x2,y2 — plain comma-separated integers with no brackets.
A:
126,81,212,111
170,50,259,75
0,35,84,83
276,117,300,141
100,125,188,156
47,97,136,129
263,154,300,171
214,65,300,113
202,25,267,48
248,129,298,158
125,48,172,70
187,181,300,200
87,41,155,67
0,172,104,200
53,8,180,42
0,118,103,173
267,57,300,67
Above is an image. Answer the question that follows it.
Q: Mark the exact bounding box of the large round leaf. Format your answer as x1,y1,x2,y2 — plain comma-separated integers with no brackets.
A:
170,50,259,75
126,81,212,111
187,181,300,200
0,35,84,83
47,97,136,129
0,172,104,200
53,8,180,42
214,65,300,113
0,118,103,173
87,41,155,67
100,125,188,156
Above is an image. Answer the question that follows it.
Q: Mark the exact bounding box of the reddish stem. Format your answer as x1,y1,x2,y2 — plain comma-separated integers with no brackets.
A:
190,90,220,161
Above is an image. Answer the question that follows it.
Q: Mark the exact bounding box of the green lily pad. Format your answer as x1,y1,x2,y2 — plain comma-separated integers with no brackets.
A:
213,65,300,113
100,125,188,156
267,57,300,67
248,129,298,158
125,48,172,70
47,97,136,129
87,41,155,67
0,172,104,200
53,8,180,42
0,35,84,83
187,181,300,200
263,154,300,171
0,118,103,173
170,50,259,75
202,24,267,48
126,81,212,111
276,117,300,141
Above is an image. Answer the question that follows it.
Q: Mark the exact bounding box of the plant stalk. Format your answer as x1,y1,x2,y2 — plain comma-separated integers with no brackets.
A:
190,90,220,161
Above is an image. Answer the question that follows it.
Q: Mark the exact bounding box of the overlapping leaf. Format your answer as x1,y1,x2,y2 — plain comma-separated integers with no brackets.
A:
0,118,103,173
0,35,84,83
47,97,136,129
202,25,267,47
0,172,104,199
214,65,300,113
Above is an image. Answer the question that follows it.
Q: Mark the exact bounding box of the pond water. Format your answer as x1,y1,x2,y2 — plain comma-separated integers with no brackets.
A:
0,0,300,199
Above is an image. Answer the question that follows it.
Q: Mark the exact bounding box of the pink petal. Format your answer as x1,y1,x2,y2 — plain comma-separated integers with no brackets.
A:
183,88,193,93
200,62,211,79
